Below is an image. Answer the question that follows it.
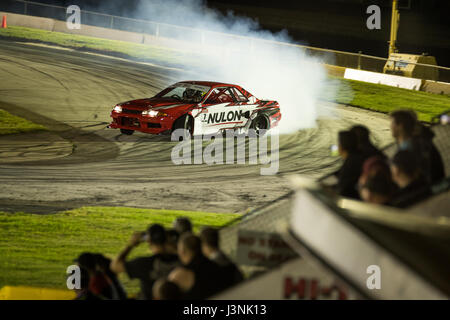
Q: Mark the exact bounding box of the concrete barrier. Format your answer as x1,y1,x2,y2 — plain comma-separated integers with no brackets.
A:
344,68,423,90
52,20,145,44
324,64,346,77
0,11,55,31
421,80,450,95
2,11,198,51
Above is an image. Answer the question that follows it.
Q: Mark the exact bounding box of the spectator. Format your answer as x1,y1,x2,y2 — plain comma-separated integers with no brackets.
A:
350,125,385,160
199,227,243,288
166,228,180,255
173,217,192,235
358,156,393,186
168,233,223,299
75,252,114,299
110,224,179,300
152,279,182,300
416,123,445,184
358,156,398,205
390,110,417,151
336,130,366,199
93,253,127,300
390,150,432,208
359,172,397,205
74,267,101,300
390,109,444,184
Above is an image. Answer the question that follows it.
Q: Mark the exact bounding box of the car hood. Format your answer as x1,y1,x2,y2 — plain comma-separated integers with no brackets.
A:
119,98,195,115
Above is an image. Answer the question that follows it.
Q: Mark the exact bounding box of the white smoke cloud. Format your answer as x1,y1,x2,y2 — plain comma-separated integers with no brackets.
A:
136,0,334,133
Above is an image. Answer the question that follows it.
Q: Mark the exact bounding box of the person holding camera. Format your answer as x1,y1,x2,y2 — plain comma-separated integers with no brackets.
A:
110,224,179,300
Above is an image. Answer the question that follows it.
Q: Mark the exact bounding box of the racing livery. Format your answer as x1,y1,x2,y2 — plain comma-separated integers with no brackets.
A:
109,81,281,136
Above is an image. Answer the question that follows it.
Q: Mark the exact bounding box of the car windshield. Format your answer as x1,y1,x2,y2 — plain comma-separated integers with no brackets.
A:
154,83,211,103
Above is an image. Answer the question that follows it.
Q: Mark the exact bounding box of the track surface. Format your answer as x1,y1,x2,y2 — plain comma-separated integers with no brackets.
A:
0,40,393,213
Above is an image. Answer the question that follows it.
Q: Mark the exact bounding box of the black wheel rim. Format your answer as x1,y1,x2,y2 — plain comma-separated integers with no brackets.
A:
254,117,267,135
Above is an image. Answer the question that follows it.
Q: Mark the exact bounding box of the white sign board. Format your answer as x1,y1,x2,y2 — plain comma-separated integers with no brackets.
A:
289,188,446,299
344,68,422,90
236,230,297,268
214,257,361,300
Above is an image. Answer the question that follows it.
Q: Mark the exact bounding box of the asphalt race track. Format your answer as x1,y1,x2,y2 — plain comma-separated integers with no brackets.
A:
0,40,393,213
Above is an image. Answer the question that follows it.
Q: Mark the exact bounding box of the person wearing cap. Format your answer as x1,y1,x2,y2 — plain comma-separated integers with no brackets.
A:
110,224,179,300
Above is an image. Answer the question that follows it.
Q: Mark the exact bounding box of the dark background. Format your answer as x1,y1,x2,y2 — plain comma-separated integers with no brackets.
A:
3,0,450,66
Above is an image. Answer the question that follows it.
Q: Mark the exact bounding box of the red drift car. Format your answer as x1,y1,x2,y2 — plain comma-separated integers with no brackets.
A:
109,81,281,137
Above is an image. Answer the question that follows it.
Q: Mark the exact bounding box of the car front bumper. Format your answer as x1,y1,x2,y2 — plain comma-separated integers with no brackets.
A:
109,111,174,134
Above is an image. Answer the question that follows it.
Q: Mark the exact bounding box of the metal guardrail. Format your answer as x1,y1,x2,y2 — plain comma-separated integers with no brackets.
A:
2,0,450,82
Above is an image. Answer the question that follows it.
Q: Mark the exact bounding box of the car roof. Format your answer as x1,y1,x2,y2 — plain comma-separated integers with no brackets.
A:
178,80,237,88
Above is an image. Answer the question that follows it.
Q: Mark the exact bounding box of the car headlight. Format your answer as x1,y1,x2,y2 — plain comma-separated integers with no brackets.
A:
113,105,122,113
142,110,168,117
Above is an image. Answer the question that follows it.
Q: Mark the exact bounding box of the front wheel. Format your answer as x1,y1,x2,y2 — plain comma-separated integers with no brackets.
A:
120,129,134,135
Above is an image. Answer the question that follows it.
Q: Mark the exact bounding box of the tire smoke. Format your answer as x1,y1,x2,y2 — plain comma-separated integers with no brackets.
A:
134,0,334,133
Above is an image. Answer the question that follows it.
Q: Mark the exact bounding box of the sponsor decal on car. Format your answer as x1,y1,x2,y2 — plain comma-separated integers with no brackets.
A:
202,110,248,124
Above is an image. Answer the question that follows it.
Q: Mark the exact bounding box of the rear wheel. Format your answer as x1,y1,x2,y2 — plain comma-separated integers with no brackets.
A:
120,129,134,135
172,115,194,141
250,115,270,136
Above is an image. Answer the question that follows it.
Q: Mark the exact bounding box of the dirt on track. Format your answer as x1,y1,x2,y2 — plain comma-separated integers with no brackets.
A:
0,40,393,214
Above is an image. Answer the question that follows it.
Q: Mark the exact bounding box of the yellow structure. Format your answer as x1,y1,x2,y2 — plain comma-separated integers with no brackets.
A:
384,1,439,81
384,53,439,80
0,286,76,300
389,0,400,55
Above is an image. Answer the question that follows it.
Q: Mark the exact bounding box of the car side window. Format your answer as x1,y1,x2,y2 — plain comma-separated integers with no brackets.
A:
230,87,248,103
204,88,235,105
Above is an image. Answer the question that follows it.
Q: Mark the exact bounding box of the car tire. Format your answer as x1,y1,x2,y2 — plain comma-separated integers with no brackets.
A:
250,114,270,136
120,129,134,135
172,114,194,141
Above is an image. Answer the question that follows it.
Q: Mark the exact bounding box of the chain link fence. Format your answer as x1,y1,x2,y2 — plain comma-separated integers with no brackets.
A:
2,0,450,82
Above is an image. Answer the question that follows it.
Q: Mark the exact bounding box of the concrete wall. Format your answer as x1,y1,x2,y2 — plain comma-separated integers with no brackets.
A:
421,80,450,95
52,20,145,44
344,68,423,91
1,11,55,31
1,11,146,44
324,64,346,78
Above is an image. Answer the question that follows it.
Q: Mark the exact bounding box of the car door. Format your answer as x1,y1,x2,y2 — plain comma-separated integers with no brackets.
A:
195,87,243,135
228,87,261,129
